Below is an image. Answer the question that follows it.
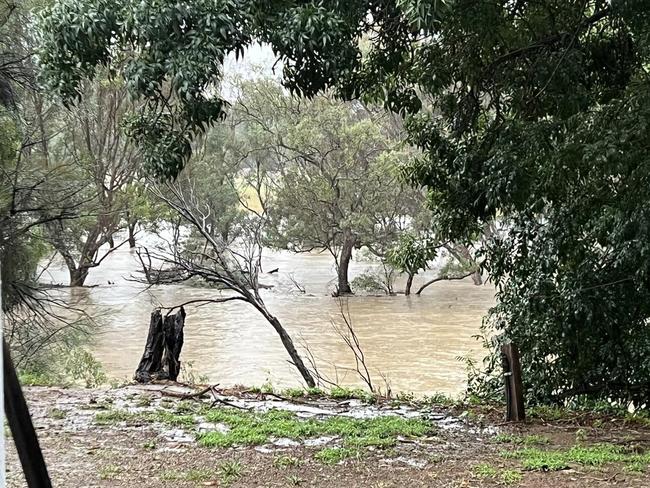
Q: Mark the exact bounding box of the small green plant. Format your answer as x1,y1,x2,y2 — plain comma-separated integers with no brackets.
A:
63,348,106,388
315,447,359,464
160,468,217,482
136,395,153,407
493,433,549,446
219,459,243,485
95,410,135,425
179,360,209,385
283,388,306,398
143,440,156,450
474,463,498,478
98,464,121,480
624,462,646,474
261,381,275,394
273,454,301,469
48,408,66,420
286,474,304,485
329,386,375,402
18,370,63,387
500,469,523,485
306,387,324,396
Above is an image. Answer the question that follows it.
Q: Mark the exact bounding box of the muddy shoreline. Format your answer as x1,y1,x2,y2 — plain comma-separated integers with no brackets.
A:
6,385,650,487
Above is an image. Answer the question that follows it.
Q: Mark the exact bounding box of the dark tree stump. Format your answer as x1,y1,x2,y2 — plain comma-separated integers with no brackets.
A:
501,342,525,422
134,307,186,382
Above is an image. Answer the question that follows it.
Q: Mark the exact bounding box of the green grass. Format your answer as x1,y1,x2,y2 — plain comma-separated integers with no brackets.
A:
48,408,67,420
160,468,217,482
98,464,121,480
219,459,243,485
94,409,196,427
474,463,523,485
283,388,307,398
329,386,376,402
500,469,523,485
474,463,498,478
493,433,550,446
314,447,360,464
196,407,432,448
19,371,64,387
273,454,301,469
500,443,650,472
286,474,304,485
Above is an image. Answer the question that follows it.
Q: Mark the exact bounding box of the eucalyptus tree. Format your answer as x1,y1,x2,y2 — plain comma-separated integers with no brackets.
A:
233,80,423,295
43,82,139,286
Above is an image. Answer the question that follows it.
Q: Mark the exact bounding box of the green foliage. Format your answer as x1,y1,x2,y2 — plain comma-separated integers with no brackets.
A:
386,232,438,276
63,348,106,388
273,454,301,469
493,434,550,446
94,409,196,427
501,444,650,472
98,465,121,480
196,407,431,448
473,463,498,478
218,460,243,485
314,447,359,464
160,468,217,482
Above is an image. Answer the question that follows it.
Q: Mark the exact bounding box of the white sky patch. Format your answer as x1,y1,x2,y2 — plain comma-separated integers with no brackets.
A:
221,42,282,102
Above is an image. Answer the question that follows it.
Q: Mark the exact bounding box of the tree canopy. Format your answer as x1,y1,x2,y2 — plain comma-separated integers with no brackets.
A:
38,0,650,405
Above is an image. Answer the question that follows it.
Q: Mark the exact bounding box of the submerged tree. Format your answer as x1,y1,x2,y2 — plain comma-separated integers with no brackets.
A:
234,80,423,295
43,82,139,286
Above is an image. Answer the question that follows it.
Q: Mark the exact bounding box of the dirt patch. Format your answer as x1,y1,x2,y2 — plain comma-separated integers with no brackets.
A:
6,386,650,487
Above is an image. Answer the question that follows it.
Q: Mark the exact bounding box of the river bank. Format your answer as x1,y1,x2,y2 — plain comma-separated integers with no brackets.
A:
6,384,650,487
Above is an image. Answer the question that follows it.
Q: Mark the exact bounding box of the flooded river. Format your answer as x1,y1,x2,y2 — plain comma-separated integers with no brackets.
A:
43,244,495,396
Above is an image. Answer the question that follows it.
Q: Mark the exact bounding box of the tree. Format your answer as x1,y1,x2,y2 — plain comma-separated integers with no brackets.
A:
386,233,438,296
1,0,91,369
335,1,650,406
43,82,139,286
234,80,422,295
144,180,316,387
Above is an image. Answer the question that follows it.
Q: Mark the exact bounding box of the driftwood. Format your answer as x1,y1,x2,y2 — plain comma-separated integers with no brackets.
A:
134,308,186,382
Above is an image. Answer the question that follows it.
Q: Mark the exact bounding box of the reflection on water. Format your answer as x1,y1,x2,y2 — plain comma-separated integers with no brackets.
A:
43,245,495,396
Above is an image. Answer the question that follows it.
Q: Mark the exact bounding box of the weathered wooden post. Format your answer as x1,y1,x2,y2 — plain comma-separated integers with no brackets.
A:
134,307,186,382
501,342,525,422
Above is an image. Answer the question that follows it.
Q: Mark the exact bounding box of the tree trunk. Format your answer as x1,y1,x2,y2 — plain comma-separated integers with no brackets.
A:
336,232,355,296
134,308,186,382
266,313,316,388
128,222,137,248
69,267,89,287
405,272,415,296
471,269,483,285
161,309,185,381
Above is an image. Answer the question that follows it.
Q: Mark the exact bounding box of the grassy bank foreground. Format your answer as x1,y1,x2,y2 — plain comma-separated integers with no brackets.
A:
5,384,650,487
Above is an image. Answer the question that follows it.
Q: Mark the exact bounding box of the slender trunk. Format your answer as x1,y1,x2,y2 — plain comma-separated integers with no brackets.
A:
69,267,89,287
267,314,316,387
471,269,483,285
128,222,137,248
107,235,115,249
336,232,355,296
405,272,415,296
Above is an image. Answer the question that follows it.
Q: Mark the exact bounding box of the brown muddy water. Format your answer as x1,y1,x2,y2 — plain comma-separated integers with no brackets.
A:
42,244,495,397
